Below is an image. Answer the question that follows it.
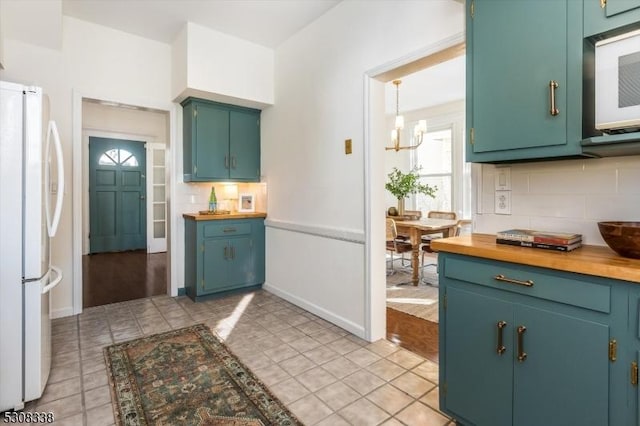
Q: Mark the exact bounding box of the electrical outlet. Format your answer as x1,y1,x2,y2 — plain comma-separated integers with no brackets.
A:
495,190,511,215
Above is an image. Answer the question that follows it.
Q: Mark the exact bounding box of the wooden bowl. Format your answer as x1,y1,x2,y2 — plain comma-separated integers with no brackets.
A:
597,221,640,259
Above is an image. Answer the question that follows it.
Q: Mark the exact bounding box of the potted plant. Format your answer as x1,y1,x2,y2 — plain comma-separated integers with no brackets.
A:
385,167,437,216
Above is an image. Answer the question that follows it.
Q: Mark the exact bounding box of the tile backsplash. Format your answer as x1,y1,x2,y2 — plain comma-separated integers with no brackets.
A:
177,182,268,214
474,155,640,246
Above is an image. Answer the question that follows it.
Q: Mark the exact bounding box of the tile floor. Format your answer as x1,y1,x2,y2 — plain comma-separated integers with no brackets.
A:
28,290,453,425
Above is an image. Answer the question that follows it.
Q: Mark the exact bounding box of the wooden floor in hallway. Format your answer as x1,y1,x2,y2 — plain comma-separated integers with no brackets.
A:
82,250,167,308
387,307,439,365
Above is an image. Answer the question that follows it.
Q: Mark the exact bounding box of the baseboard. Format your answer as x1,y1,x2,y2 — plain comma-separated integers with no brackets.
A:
51,307,74,319
263,282,366,340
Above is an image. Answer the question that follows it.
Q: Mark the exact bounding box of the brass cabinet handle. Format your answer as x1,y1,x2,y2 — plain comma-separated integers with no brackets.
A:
549,80,559,116
517,325,527,362
632,362,638,386
600,0,606,9
225,156,229,169
231,156,237,169
497,321,507,355
494,274,534,287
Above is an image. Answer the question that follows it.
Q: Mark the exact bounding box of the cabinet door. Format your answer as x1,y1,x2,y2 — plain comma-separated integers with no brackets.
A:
229,110,260,181
584,0,640,37
227,237,254,286
513,305,609,426
195,103,229,180
443,287,513,426
470,0,567,154
606,0,640,16
202,239,228,293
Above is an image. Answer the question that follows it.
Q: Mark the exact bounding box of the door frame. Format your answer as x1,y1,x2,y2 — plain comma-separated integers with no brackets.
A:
72,91,178,315
362,32,465,340
84,132,151,254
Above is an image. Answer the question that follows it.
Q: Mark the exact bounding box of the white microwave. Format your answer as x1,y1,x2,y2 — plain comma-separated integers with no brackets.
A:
595,29,640,133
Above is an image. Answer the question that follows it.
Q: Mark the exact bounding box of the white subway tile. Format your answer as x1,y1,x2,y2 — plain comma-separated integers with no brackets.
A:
585,195,640,220
511,194,585,218
618,168,640,194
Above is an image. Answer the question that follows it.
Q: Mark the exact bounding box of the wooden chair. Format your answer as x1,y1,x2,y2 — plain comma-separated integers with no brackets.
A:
395,210,421,265
386,218,413,275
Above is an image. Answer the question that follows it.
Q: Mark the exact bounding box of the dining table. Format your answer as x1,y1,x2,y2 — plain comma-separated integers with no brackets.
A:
393,217,459,286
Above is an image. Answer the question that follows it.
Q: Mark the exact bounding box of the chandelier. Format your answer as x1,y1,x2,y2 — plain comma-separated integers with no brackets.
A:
385,80,427,152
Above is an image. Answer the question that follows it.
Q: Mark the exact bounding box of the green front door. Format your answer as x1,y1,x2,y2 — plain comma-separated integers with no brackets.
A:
89,137,147,253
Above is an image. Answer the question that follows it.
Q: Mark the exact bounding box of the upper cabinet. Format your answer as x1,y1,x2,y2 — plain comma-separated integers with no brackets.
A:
466,0,585,163
182,98,260,182
585,0,640,37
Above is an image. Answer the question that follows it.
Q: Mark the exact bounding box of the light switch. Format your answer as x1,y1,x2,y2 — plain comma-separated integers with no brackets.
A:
345,139,352,155
494,167,511,190
495,190,511,215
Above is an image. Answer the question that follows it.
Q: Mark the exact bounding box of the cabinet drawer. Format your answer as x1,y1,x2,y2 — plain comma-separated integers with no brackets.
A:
203,222,251,238
443,256,611,313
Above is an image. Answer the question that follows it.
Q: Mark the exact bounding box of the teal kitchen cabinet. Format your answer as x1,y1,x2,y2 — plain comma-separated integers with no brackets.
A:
466,0,584,163
628,288,640,425
184,216,265,301
439,253,629,426
182,98,260,182
584,0,640,37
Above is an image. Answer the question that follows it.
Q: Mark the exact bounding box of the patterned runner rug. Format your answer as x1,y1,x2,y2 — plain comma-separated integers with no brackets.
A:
104,324,301,426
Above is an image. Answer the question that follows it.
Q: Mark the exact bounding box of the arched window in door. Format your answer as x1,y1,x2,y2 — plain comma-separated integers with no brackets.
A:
98,148,139,167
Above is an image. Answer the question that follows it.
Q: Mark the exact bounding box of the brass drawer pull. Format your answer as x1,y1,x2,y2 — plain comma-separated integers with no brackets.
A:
549,80,559,116
632,362,638,386
517,325,527,362
223,228,237,233
497,321,507,355
494,274,534,287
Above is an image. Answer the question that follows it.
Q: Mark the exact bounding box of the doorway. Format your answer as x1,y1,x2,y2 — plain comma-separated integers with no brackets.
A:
364,33,466,352
74,97,173,312
88,137,146,253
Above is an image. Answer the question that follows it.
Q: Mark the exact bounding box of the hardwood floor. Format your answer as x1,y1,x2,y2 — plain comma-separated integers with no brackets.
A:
82,250,167,308
386,307,439,364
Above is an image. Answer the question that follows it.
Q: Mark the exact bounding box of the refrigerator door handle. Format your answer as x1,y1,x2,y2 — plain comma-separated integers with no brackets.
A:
41,265,62,295
45,120,64,238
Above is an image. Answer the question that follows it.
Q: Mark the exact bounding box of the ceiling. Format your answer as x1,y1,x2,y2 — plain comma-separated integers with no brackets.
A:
62,0,342,48
385,55,465,114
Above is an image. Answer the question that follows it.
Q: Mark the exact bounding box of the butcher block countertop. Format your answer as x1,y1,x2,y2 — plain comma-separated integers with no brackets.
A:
432,233,640,284
183,212,267,221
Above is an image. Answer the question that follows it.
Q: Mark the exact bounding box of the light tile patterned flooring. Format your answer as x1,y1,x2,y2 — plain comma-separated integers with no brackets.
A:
29,290,453,425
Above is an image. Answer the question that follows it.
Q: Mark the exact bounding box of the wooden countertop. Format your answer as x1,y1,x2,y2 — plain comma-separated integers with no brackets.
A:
183,212,267,221
432,233,640,284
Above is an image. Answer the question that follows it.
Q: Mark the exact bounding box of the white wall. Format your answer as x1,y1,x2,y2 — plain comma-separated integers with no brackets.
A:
474,156,640,245
0,15,174,317
172,22,274,108
261,0,464,338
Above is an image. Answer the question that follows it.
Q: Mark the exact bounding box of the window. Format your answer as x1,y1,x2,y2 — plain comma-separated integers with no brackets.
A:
413,127,453,212
98,149,139,167
407,112,472,219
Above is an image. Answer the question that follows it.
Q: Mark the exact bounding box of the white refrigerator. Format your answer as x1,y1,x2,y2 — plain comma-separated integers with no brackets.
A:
0,80,64,411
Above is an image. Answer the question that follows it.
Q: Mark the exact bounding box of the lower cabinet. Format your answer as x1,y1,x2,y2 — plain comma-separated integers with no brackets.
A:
184,218,265,301
439,253,630,426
